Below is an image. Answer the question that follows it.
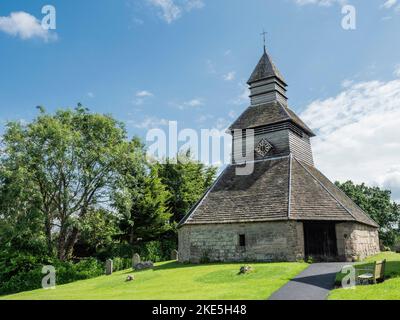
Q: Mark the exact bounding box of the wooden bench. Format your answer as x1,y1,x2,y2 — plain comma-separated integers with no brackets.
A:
357,259,386,285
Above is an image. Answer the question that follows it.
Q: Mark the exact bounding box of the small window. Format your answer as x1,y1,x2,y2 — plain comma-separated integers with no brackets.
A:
239,234,246,247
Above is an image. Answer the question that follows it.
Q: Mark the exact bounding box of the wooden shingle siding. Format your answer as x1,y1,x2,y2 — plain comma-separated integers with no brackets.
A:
232,130,290,163
288,131,314,166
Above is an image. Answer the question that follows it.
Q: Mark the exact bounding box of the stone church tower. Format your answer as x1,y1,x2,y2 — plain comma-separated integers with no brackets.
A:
178,47,380,263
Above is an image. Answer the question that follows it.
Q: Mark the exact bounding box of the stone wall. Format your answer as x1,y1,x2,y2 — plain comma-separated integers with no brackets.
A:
336,222,380,261
178,221,304,263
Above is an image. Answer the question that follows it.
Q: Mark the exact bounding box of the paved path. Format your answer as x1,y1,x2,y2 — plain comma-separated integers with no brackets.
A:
269,263,350,300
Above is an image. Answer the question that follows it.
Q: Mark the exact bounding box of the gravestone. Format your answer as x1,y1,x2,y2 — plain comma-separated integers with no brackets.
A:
134,261,154,271
132,253,141,269
171,250,179,261
106,259,113,275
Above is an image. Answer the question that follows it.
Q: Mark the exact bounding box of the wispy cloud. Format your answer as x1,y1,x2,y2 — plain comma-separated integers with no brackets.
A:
0,11,57,42
206,59,216,74
147,0,204,24
341,79,354,88
232,82,250,105
133,90,154,105
136,90,154,97
129,116,169,129
381,0,397,9
186,0,205,11
224,49,232,56
395,65,400,77
171,98,204,110
301,68,400,201
293,0,345,6
223,71,236,81
87,92,95,98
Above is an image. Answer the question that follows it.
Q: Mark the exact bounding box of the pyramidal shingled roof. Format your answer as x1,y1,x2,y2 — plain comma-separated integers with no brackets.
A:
228,101,316,137
247,50,286,85
178,156,378,228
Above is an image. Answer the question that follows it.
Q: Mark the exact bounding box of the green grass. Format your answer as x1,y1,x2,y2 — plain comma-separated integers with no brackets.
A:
329,252,400,300
0,261,307,300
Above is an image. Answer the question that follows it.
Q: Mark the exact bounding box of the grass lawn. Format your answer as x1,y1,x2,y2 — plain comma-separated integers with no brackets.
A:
0,261,307,300
329,252,400,300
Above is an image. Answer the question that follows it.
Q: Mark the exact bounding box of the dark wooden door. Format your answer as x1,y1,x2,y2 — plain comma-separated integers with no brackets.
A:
303,222,338,259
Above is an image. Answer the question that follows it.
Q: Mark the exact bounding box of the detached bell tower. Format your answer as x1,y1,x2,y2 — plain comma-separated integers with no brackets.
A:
178,40,380,264
229,45,315,166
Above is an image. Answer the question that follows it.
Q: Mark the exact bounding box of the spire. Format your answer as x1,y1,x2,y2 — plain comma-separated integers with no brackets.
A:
247,50,286,85
247,46,288,105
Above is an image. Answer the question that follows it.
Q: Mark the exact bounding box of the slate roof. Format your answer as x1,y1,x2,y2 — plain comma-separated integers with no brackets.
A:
248,50,286,85
228,101,316,137
179,156,378,228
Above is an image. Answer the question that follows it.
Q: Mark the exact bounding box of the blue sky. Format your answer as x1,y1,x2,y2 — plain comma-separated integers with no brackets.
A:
1,0,400,199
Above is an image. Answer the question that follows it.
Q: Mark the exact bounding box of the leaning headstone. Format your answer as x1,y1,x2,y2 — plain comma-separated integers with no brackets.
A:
134,261,154,271
105,259,113,275
171,250,179,261
132,253,141,269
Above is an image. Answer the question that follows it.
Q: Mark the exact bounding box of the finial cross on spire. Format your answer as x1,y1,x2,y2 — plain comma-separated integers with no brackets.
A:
260,30,267,52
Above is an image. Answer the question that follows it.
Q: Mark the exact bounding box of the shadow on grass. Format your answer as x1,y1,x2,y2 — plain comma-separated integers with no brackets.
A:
120,261,202,274
152,260,293,271
153,261,246,271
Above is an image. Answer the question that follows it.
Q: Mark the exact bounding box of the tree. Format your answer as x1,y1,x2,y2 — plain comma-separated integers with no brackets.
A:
335,181,400,247
0,106,137,260
74,208,119,258
114,139,172,248
155,151,217,224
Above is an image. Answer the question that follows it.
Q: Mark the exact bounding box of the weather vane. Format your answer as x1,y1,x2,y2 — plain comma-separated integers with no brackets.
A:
260,30,267,52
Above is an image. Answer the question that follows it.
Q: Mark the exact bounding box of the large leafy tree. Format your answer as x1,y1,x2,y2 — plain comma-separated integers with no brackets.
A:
0,106,137,260
336,181,400,247
155,151,217,224
114,139,172,248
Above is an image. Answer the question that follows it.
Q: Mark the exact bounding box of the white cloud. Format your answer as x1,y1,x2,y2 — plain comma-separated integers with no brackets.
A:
214,117,230,130
130,116,168,129
300,72,400,202
87,92,95,98
184,99,203,107
223,71,236,81
382,0,397,9
173,98,204,110
293,0,344,6
0,11,56,41
224,49,232,56
147,0,204,23
341,79,354,88
148,0,181,23
196,114,213,123
186,0,205,11
232,82,250,105
394,65,400,77
136,90,154,97
133,90,154,105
